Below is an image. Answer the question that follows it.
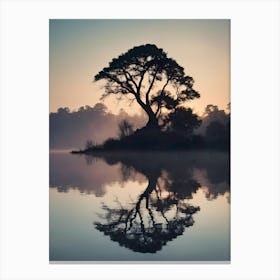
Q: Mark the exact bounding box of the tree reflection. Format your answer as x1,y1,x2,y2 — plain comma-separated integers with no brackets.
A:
95,173,200,253
50,150,229,254
94,152,205,253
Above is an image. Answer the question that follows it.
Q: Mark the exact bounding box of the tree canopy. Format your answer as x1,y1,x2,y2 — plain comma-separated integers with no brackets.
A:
94,44,200,129
162,107,202,137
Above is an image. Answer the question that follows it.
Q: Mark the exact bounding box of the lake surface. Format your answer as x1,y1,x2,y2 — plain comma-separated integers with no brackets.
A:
49,150,230,262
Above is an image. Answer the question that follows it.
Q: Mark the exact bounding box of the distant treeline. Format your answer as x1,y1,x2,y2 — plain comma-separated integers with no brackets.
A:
49,103,146,149
50,103,230,150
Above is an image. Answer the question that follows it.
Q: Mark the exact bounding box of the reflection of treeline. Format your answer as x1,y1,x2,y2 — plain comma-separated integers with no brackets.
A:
50,151,229,201
92,150,230,200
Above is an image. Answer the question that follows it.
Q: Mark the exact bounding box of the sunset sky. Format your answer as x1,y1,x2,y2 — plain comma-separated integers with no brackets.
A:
49,19,230,116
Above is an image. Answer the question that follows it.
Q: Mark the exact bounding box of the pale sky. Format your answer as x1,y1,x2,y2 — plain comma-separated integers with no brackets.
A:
49,19,230,116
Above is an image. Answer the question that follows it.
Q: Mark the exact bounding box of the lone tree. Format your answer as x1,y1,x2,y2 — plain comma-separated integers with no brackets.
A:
94,44,200,130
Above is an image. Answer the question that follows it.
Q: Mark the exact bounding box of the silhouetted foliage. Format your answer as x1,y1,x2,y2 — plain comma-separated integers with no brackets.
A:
205,119,230,149
162,107,202,137
94,44,200,130
192,104,230,150
102,138,120,150
118,120,134,139
206,121,226,142
205,104,219,115
87,130,205,151
195,104,230,136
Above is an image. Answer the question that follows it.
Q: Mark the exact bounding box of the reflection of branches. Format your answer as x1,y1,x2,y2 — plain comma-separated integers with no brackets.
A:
120,164,135,182
95,177,200,253
91,151,230,253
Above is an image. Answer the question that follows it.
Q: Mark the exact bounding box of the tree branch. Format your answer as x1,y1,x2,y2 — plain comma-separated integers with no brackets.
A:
154,188,169,224
122,68,138,91
155,104,163,118
137,68,148,94
105,73,136,95
145,68,159,105
160,77,171,95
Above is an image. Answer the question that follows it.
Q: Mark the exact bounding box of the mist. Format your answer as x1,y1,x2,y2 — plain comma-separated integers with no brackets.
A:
50,103,230,150
49,103,147,150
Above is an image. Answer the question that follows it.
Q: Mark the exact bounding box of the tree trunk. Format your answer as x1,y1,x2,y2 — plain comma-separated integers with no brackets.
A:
145,110,159,130
134,93,159,130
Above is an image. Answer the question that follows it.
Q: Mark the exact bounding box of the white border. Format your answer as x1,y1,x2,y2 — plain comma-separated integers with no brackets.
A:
1,0,279,279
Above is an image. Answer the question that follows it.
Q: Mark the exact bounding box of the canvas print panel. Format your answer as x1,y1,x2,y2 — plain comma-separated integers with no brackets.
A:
49,19,230,262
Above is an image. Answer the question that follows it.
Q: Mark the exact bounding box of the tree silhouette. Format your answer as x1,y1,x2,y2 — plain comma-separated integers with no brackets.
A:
205,121,229,149
194,104,230,140
162,107,201,137
206,121,226,141
204,104,219,115
94,44,200,130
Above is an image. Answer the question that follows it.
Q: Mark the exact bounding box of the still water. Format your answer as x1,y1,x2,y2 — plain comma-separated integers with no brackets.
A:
49,150,230,262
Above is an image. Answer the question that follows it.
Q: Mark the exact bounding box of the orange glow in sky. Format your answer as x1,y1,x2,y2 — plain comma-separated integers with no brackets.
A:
50,19,230,116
